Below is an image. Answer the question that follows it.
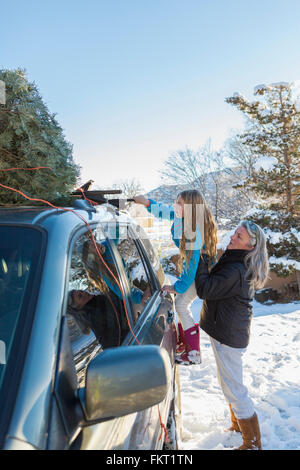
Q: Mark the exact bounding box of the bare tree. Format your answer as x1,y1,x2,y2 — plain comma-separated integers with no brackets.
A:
206,150,227,222
224,130,257,178
112,178,144,199
224,131,262,208
159,144,211,195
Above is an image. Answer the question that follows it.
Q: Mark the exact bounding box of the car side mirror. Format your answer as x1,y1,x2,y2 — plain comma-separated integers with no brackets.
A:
79,345,172,423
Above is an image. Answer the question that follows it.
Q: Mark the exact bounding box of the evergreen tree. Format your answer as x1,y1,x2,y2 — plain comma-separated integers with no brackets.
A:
0,68,80,205
226,83,300,277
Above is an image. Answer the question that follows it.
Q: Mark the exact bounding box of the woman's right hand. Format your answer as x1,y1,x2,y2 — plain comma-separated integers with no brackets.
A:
133,194,150,207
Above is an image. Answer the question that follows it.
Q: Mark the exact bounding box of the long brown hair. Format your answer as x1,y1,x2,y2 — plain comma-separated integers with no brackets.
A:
177,189,218,271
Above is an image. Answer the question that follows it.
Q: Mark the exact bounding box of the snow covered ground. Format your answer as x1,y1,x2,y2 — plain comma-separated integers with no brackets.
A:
177,296,300,450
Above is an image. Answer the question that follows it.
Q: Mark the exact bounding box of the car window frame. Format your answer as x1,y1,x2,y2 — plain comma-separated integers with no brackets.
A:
63,222,133,321
62,222,134,365
128,224,160,292
106,223,165,346
62,221,147,356
97,221,141,330
104,222,158,320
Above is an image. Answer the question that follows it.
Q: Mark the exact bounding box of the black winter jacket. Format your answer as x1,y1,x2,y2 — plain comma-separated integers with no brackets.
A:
195,249,253,348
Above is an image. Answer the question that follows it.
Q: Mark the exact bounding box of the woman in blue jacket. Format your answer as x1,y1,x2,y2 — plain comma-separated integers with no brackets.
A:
134,190,218,365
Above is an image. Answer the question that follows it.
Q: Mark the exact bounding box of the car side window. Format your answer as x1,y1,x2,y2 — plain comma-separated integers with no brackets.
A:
65,226,131,387
105,223,156,321
131,224,165,287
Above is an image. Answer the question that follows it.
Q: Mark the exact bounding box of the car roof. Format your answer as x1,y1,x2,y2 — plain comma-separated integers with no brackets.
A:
0,206,53,225
0,200,133,229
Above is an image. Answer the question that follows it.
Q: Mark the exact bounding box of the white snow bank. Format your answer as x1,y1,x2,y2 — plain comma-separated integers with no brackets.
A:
177,298,300,450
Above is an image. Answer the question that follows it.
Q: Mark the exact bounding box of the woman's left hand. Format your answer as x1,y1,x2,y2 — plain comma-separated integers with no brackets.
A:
161,285,176,294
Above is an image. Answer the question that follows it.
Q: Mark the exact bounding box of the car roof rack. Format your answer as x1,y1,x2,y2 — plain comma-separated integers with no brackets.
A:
72,183,134,209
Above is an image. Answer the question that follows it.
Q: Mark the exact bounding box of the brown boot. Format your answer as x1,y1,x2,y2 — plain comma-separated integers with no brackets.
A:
226,404,241,433
236,413,262,450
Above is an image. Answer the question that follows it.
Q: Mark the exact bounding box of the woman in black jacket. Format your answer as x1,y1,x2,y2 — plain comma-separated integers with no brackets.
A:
195,220,269,450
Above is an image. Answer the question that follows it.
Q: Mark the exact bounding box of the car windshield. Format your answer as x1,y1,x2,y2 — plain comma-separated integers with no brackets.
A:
0,226,44,395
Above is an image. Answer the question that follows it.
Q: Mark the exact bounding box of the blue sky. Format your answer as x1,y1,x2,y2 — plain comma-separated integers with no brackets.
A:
2,0,300,191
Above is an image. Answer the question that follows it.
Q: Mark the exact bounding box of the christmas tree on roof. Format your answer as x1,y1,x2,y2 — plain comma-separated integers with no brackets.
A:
0,68,80,205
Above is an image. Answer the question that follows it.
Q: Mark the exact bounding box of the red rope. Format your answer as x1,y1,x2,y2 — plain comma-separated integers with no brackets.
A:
0,166,53,172
158,404,169,443
76,186,98,206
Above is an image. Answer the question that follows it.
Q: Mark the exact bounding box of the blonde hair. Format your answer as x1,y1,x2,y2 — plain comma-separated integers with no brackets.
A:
177,189,218,271
241,220,270,296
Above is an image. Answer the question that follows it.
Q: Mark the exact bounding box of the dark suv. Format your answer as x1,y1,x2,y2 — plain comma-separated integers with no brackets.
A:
0,200,181,450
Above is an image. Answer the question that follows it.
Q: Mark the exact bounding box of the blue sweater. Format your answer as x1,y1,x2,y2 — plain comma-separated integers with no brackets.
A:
146,198,202,294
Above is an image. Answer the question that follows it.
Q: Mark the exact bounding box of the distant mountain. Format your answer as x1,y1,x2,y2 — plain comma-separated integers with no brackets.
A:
146,183,189,204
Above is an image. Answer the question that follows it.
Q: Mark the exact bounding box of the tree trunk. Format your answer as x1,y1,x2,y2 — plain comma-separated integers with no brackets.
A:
279,88,293,215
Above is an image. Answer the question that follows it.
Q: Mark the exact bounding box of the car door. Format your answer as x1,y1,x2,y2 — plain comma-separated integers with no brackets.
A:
103,221,176,449
49,221,175,450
